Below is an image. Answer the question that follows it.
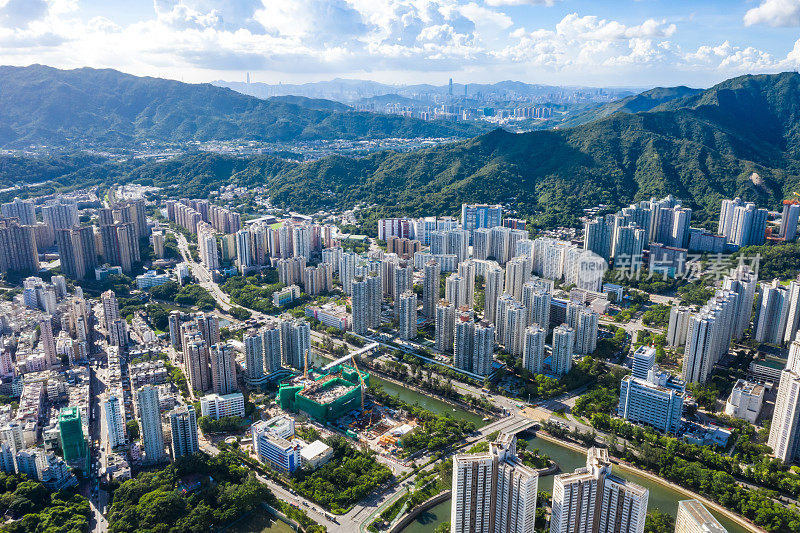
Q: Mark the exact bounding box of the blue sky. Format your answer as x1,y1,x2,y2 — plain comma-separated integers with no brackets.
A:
1,0,799,88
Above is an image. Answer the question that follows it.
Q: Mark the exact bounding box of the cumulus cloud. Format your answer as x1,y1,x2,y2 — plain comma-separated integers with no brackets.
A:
484,0,559,6
744,0,800,27
0,0,798,84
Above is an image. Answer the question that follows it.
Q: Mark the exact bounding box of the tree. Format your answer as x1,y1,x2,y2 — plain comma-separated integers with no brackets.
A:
644,509,674,533
126,420,140,441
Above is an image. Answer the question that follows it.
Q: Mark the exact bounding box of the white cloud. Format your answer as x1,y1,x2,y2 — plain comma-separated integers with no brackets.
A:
744,0,800,27
484,0,559,6
0,0,796,85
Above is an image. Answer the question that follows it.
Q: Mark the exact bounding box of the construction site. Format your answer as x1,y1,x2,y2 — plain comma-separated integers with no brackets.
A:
273,344,422,459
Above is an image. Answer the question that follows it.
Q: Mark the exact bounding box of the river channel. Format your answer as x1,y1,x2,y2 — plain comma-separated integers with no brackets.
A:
310,352,747,532
401,433,748,533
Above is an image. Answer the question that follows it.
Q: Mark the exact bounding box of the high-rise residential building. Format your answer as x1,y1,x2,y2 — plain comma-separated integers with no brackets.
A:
522,325,546,375
104,394,126,449
461,204,502,242
292,225,311,260
445,274,468,311
619,347,685,434
667,306,693,347
551,447,648,533
210,343,237,395
423,259,440,317
183,333,210,392
454,312,494,377
169,405,199,459
0,219,40,274
612,223,646,269
451,433,537,533
719,197,768,247
244,329,265,384
39,316,56,366
101,290,120,332
779,202,800,242
353,274,382,335
1,198,35,226
393,261,413,314
279,319,311,370
235,229,252,274
566,303,598,355
584,214,615,262
484,265,505,324
197,224,219,271
682,290,739,384
675,499,727,533
41,198,79,232
435,300,455,352
522,283,551,331
504,255,531,301
472,228,492,260
137,385,166,464
55,226,97,280
339,252,358,295
377,218,412,241
261,323,283,375
399,291,418,340
551,325,575,376
457,261,476,308
58,406,88,470
650,195,692,249
721,265,759,340
499,298,527,357
768,334,800,463
151,230,165,258
754,279,794,345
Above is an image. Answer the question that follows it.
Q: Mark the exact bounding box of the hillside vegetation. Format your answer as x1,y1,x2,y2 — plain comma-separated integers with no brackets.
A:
3,72,800,228
0,65,483,148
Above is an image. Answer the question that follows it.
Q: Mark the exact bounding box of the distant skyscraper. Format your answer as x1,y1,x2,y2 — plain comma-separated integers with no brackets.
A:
566,303,598,355
136,385,166,464
451,433,537,533
169,404,199,459
42,198,78,232
445,274,468,311
39,316,56,366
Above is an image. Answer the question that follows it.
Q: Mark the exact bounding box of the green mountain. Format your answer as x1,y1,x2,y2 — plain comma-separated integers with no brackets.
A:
0,65,484,148
558,85,703,128
3,72,800,230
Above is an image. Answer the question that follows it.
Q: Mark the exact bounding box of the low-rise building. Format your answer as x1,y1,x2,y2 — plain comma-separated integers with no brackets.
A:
135,270,171,289
300,439,334,469
724,379,764,424
200,392,245,420
305,303,349,331
273,285,301,307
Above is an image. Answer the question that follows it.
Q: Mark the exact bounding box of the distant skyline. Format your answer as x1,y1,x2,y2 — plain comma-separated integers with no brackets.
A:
1,0,800,88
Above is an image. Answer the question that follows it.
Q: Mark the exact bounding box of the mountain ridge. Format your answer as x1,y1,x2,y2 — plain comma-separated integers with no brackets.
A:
0,64,485,148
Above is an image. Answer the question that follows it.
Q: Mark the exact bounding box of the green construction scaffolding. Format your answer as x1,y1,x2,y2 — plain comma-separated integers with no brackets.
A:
277,364,370,423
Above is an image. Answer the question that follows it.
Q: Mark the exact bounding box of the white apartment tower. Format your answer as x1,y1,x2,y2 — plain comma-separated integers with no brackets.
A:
551,447,648,533
451,433,537,533
399,291,418,340
136,385,166,464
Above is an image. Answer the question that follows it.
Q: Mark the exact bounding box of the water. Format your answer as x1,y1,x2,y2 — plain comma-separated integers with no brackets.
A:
522,434,746,532
309,352,488,428
399,435,748,533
